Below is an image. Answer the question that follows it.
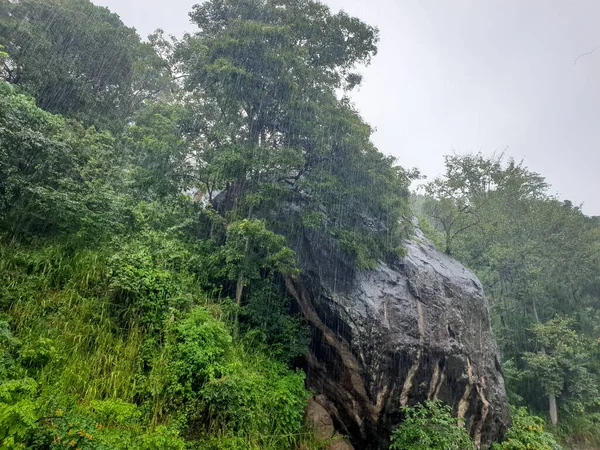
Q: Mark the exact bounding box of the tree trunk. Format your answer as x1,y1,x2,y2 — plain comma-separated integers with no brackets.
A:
233,271,244,339
549,393,558,425
445,231,452,255
233,236,251,338
532,299,558,425
235,271,244,307
232,113,261,336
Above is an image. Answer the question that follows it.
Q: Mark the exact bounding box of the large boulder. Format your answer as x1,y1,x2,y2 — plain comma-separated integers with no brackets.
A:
284,227,509,449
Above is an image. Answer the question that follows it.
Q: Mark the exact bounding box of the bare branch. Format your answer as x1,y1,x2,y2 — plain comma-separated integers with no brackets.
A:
574,46,597,65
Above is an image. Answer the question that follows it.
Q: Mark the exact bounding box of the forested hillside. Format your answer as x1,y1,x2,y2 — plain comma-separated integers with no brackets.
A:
0,0,599,449
0,0,410,448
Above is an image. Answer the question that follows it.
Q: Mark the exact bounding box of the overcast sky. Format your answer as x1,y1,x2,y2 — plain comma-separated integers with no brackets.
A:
94,0,600,215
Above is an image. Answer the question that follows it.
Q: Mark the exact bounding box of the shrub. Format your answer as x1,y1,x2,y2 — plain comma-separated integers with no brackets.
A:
167,307,232,399
389,400,475,450
107,231,196,331
135,425,185,450
199,352,308,449
89,399,141,426
0,378,39,448
42,405,185,450
556,410,600,449
492,407,562,450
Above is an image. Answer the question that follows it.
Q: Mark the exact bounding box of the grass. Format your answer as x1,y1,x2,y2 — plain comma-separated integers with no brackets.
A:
0,234,321,449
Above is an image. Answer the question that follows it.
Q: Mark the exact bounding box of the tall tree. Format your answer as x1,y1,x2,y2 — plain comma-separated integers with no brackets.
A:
523,317,598,425
0,81,126,238
0,0,170,131
175,0,414,267
423,153,547,255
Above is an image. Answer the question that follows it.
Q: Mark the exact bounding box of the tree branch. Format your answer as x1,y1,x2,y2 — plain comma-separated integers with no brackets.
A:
574,46,597,65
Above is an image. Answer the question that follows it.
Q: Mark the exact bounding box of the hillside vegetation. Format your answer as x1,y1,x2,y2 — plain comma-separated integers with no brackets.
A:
1,0,599,449
0,0,410,448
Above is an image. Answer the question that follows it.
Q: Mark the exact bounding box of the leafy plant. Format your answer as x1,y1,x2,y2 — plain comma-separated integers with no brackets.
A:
0,378,39,448
89,399,141,426
492,407,562,450
389,400,474,450
199,353,308,448
166,307,232,399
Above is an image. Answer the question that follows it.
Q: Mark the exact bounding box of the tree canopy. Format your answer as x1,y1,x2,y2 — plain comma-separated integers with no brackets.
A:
417,152,600,441
0,0,170,131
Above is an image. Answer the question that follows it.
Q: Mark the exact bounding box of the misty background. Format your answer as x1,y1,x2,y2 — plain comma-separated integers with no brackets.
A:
93,0,600,215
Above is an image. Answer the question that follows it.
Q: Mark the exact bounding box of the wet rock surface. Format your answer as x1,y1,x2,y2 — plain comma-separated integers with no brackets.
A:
305,397,356,450
306,397,335,441
285,227,509,449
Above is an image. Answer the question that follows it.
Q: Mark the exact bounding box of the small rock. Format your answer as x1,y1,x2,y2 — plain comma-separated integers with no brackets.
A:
306,397,335,441
328,433,355,450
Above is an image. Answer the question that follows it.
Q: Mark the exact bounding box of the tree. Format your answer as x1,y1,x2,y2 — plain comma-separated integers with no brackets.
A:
175,0,413,265
523,317,598,425
0,81,126,238
125,102,192,200
219,218,297,334
177,0,379,206
419,153,600,427
0,0,170,131
423,152,547,255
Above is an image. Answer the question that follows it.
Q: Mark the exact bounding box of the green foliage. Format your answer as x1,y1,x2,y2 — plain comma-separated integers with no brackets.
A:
19,338,57,370
89,399,141,426
422,152,546,255
176,0,413,263
0,44,8,74
199,353,308,446
389,400,475,450
241,281,309,363
135,426,185,450
419,152,600,436
0,81,127,239
416,215,445,251
492,407,562,450
0,378,39,448
0,230,313,449
107,231,196,332
523,317,597,404
555,411,600,449
165,307,232,400
126,103,190,200
220,219,298,283
0,0,170,131
40,405,185,450
47,411,110,450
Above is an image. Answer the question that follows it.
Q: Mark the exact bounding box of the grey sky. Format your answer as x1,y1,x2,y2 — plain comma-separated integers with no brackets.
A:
94,0,600,215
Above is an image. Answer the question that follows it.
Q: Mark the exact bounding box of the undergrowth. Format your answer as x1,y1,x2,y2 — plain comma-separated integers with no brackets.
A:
0,224,315,449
